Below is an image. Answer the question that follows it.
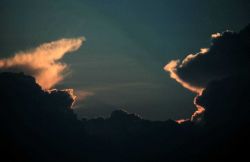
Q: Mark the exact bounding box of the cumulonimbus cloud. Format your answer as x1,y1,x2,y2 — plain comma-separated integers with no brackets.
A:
164,49,207,122
0,37,85,89
164,24,250,122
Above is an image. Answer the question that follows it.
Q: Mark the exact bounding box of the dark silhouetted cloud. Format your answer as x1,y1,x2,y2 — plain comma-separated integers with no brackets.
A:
165,24,250,121
1,69,250,162
165,26,249,89
0,72,87,162
196,76,250,126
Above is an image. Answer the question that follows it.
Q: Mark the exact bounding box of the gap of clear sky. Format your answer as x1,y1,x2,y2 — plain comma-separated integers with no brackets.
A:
0,0,249,120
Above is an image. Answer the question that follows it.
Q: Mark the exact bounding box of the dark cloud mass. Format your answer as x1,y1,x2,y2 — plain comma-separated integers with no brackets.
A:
1,24,250,162
165,24,250,121
0,72,87,161
165,24,250,89
196,76,250,127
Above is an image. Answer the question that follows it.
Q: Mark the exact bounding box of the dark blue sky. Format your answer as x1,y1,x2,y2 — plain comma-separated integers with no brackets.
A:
0,0,249,120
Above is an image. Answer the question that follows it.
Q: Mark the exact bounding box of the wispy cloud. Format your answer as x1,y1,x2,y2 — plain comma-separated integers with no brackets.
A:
0,37,85,89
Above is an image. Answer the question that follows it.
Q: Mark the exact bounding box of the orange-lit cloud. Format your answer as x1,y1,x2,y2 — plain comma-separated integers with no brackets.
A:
211,33,221,38
164,60,203,94
175,119,189,124
164,60,205,122
0,37,85,89
191,95,205,122
164,48,208,122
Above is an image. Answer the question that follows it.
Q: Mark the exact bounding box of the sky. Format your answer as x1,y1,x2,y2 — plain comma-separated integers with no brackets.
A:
0,0,249,120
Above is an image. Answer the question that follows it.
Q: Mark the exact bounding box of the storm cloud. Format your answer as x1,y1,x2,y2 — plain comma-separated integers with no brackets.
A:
165,24,250,121
165,25,249,89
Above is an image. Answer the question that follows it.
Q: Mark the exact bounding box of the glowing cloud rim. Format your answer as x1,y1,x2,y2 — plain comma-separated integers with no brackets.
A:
164,48,209,122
